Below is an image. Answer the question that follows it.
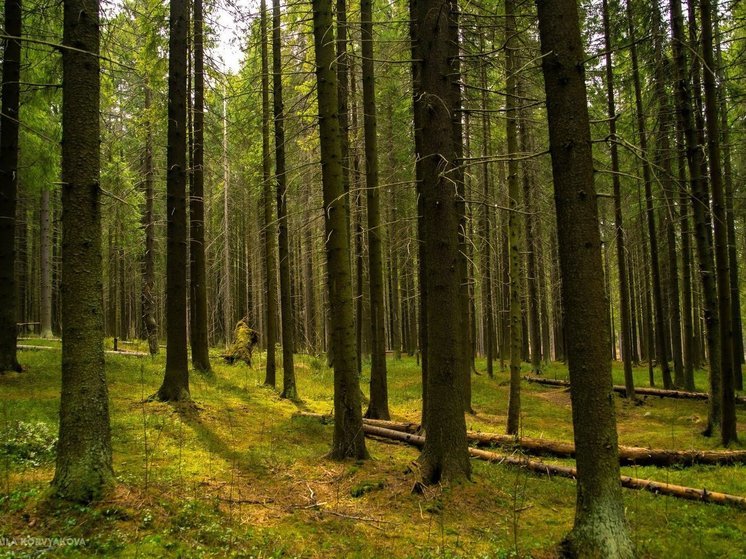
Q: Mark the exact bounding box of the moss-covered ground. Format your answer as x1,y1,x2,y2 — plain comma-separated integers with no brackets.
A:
1,341,745,558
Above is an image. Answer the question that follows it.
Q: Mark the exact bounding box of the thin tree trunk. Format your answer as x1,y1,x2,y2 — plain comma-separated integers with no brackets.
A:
506,0,523,435
54,0,114,500
272,0,297,399
536,0,633,553
142,86,158,356
479,44,494,378
40,188,53,339
361,0,389,419
189,0,211,371
627,0,671,389
603,0,634,398
0,0,22,372
260,0,277,386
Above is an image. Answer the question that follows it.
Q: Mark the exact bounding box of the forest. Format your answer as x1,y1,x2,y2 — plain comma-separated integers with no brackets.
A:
0,0,745,555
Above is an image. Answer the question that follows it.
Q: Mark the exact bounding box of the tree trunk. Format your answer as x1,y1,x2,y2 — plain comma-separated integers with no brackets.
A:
361,0,389,419
156,0,190,401
698,0,737,444
260,0,277,387
142,86,159,356
40,188,53,339
54,0,114,500
272,0,297,399
505,0,523,435
189,0,211,371
411,0,470,483
311,0,367,459
536,0,634,554
0,0,22,372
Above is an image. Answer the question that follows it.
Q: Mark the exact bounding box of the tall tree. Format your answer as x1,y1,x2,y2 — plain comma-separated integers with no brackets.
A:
190,0,211,372
155,0,190,401
361,0,390,420
311,0,367,459
411,0,470,483
53,0,114,501
260,0,278,387
536,0,633,554
0,0,22,373
40,188,53,339
142,86,159,356
602,0,634,399
699,0,737,444
505,0,523,435
272,0,297,399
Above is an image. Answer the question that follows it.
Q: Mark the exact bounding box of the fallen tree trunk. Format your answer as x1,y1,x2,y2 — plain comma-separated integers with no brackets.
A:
364,417,746,466
523,375,746,405
18,344,147,357
363,424,746,509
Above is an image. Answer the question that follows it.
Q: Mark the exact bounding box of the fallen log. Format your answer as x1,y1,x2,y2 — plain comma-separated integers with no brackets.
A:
362,424,746,509
523,375,746,405
300,414,746,466
18,344,147,357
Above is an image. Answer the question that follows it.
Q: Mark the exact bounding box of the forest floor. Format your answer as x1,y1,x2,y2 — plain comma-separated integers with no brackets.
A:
2,341,746,558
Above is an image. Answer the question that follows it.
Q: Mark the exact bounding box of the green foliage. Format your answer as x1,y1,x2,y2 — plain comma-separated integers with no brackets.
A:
0,421,57,467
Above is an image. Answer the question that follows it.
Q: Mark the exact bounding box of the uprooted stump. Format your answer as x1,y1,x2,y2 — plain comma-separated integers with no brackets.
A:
222,319,259,367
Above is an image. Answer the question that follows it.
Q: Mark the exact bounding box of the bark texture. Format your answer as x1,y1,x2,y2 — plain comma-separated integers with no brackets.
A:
54,0,114,501
536,0,633,554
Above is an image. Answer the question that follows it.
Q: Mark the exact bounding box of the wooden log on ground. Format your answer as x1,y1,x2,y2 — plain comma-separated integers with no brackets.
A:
362,425,746,509
18,344,147,357
523,375,746,405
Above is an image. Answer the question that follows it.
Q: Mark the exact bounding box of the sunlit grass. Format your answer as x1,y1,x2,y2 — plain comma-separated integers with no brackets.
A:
1,347,745,557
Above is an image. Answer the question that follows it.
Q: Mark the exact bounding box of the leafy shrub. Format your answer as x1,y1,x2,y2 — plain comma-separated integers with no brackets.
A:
0,421,57,467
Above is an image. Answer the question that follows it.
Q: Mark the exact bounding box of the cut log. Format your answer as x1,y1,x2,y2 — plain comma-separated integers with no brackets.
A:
17,344,147,357
362,424,746,509
523,375,746,405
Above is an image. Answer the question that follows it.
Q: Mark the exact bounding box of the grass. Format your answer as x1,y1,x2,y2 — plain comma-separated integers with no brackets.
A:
1,343,746,558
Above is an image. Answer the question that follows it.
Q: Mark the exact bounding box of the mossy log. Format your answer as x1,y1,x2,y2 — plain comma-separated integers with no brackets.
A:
523,375,746,405
363,424,746,509
361,417,746,467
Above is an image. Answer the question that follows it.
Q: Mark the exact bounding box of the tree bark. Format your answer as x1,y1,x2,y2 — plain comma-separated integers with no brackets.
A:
536,0,634,554
260,0,277,387
411,0,470,483
40,188,53,339
189,0,211,371
505,0,523,435
156,0,190,401
0,0,22,372
272,0,297,399
361,0,390,419
602,0,634,399
54,0,114,500
311,0,367,459
698,0,737,445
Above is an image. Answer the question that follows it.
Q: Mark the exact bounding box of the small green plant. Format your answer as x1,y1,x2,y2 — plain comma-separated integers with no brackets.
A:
0,421,57,467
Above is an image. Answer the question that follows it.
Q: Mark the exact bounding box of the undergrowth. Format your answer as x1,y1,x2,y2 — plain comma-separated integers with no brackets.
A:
1,342,745,558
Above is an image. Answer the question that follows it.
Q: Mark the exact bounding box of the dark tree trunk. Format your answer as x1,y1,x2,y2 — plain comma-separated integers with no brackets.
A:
54,0,114,501
602,0,634,399
260,0,277,387
272,0,297,400
156,0,190,401
189,0,211,372
40,188,53,339
505,0,523,435
361,0,389,419
536,0,633,554
698,0,737,445
0,0,22,372
142,86,158,356
311,0,367,459
411,0,470,483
